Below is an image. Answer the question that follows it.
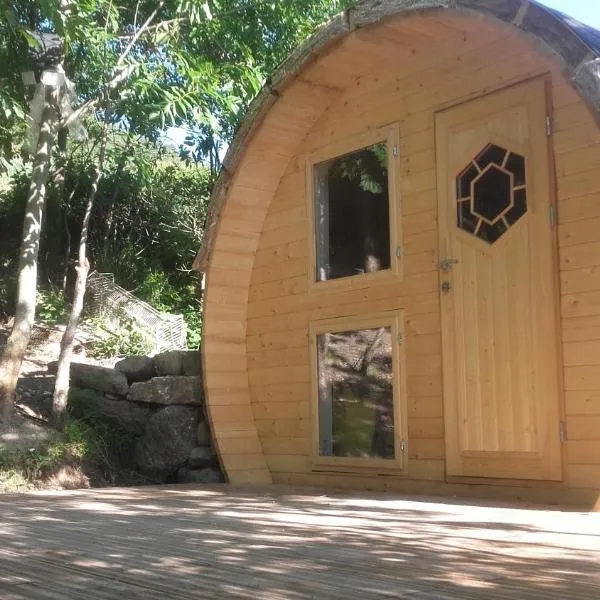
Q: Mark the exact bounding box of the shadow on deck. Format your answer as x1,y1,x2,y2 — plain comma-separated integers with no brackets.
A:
0,485,599,599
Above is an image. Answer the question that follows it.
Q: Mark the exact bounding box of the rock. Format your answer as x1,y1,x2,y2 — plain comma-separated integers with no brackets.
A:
72,363,130,396
127,376,203,406
153,350,202,376
196,420,211,445
188,446,217,469
48,361,129,396
0,413,56,452
69,388,153,437
46,361,58,374
135,405,198,481
154,351,184,376
115,356,155,383
177,467,223,484
181,351,202,376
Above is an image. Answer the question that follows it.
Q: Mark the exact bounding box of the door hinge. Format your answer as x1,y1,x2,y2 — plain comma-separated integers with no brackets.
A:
397,333,404,345
393,145,399,157
546,115,553,136
549,206,557,227
395,246,402,258
559,420,567,443
400,440,407,452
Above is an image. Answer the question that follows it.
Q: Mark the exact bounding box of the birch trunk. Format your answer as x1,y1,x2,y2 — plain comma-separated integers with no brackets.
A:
52,124,109,424
0,94,59,423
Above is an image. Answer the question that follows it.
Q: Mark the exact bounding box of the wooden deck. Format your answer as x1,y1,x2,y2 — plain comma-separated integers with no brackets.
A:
1,485,599,599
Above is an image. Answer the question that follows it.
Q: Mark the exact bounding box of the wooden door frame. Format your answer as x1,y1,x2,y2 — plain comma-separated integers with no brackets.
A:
434,75,566,485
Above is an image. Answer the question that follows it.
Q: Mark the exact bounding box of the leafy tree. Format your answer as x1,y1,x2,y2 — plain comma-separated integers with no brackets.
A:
0,3,65,422
0,0,355,423
2,131,210,311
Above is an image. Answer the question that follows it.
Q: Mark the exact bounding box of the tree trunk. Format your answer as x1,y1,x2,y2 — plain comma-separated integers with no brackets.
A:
61,197,72,292
54,128,70,292
52,124,109,424
0,94,59,423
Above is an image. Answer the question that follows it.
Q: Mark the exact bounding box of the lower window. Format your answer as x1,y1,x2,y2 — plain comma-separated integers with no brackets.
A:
311,312,406,470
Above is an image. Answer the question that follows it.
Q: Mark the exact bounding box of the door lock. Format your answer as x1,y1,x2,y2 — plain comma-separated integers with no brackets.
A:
439,258,459,272
441,280,452,294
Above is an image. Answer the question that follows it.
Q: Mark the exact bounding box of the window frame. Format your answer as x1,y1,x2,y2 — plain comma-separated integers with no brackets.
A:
306,124,402,291
309,310,407,473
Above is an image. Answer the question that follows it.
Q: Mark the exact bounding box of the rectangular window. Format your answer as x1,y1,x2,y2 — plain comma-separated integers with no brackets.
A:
309,126,399,285
311,313,406,471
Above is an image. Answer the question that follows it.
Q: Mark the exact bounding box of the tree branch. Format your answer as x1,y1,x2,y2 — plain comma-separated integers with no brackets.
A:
60,0,166,129
117,17,187,40
116,0,165,69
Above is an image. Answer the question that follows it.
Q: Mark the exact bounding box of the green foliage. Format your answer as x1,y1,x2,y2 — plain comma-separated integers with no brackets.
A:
136,271,184,311
335,142,388,194
0,417,109,492
0,468,31,493
0,160,28,306
67,388,136,467
65,413,134,474
0,0,354,165
174,0,356,165
0,0,356,343
135,270,201,348
86,320,152,359
37,286,70,324
0,2,32,157
182,303,202,350
1,134,205,338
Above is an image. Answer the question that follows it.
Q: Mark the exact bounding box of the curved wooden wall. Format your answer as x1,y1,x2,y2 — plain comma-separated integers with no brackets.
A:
202,6,600,504
202,79,342,484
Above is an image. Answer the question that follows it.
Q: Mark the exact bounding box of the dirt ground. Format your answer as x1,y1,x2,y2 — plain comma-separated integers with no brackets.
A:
0,323,152,492
1,323,114,425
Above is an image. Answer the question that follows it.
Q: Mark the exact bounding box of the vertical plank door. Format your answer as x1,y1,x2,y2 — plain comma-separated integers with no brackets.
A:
435,78,563,481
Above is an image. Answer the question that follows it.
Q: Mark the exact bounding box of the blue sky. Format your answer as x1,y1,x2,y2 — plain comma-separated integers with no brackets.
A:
538,0,600,27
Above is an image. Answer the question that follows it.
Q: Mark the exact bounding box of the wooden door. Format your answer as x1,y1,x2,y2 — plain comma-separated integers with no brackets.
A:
435,79,563,481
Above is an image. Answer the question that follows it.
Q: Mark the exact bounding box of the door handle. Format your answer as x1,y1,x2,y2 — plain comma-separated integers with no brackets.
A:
439,258,459,272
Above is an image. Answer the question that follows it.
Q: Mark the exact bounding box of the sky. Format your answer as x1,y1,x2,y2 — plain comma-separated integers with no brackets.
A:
164,0,600,148
537,0,600,27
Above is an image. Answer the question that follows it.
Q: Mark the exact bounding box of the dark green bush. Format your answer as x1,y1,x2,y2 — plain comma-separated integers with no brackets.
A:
1,137,208,344
86,319,153,359
37,287,70,325
0,416,129,492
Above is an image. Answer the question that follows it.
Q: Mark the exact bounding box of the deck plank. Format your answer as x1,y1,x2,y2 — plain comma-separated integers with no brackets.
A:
0,485,599,599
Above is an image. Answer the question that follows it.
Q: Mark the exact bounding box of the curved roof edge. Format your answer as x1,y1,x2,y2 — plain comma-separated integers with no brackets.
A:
193,0,600,272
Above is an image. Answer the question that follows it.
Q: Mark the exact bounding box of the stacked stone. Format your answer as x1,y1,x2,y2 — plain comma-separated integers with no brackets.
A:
63,350,223,484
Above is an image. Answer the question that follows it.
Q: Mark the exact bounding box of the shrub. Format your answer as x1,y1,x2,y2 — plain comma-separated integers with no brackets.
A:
0,416,134,493
86,320,153,359
135,270,202,349
37,287,70,325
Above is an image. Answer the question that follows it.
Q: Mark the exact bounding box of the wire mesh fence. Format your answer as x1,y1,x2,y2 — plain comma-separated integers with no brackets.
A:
86,272,187,353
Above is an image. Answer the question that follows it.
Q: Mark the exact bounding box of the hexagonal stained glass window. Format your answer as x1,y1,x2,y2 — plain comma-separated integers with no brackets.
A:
456,143,527,244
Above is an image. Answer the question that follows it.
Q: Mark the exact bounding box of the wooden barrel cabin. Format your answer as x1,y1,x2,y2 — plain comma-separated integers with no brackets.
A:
193,0,600,508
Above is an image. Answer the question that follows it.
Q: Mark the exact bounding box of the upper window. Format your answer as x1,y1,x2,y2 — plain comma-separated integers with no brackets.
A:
311,128,397,283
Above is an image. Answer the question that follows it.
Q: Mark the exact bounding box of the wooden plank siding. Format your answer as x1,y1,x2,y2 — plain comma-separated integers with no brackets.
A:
203,13,600,506
202,79,343,484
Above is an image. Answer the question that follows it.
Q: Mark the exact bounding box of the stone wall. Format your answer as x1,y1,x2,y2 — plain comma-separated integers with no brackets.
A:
64,350,223,484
